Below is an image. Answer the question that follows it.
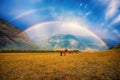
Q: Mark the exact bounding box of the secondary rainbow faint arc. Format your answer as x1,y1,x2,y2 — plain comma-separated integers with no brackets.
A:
20,21,109,49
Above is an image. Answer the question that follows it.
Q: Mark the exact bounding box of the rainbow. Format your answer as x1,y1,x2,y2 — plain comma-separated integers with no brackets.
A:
20,21,109,49
12,9,39,21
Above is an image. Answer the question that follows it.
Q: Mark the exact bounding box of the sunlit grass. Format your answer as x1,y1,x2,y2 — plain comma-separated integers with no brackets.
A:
0,51,120,80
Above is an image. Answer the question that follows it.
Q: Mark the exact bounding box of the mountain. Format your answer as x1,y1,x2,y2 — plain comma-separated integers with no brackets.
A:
38,34,107,50
109,44,120,51
103,39,120,48
0,19,39,51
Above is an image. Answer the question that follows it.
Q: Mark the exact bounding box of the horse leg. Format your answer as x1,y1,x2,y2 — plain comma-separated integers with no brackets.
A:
64,52,66,56
60,52,62,56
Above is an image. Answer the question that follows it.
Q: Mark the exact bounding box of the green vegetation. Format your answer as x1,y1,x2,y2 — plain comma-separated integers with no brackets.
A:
0,51,120,80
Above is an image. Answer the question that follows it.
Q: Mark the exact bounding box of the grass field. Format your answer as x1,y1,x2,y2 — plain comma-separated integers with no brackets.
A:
0,51,120,80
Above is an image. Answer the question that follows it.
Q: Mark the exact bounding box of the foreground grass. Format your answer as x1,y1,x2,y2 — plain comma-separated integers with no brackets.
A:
0,51,120,80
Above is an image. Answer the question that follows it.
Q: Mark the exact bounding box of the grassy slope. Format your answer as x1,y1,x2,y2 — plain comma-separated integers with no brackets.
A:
0,51,120,80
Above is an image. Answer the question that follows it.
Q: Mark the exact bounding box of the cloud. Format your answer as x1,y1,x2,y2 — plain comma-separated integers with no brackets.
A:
105,0,120,19
84,11,92,17
112,30,120,38
112,15,120,24
105,14,120,30
79,3,83,7
99,0,109,4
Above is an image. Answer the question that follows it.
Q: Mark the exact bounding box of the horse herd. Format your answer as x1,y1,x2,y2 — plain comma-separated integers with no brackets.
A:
60,49,79,56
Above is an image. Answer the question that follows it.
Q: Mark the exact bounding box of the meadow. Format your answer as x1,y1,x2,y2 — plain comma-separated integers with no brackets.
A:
0,51,120,80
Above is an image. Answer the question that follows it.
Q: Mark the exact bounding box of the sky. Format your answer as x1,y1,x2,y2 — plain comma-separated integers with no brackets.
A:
0,0,120,48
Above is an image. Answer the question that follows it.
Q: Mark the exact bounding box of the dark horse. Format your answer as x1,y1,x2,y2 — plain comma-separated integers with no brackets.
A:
60,49,68,56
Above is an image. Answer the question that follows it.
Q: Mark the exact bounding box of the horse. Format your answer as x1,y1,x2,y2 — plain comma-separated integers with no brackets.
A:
68,50,80,54
60,49,68,56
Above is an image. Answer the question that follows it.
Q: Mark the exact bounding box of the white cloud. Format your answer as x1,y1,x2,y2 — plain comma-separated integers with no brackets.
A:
105,0,120,19
51,10,76,21
79,3,83,7
84,11,92,17
98,0,109,5
112,15,120,24
112,30,120,38
106,14,120,28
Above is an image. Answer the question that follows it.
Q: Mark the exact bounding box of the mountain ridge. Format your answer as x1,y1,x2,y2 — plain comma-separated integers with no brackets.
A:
0,19,39,51
38,34,107,50
109,44,120,51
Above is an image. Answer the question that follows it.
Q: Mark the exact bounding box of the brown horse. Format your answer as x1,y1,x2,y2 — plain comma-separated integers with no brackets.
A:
60,49,68,56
